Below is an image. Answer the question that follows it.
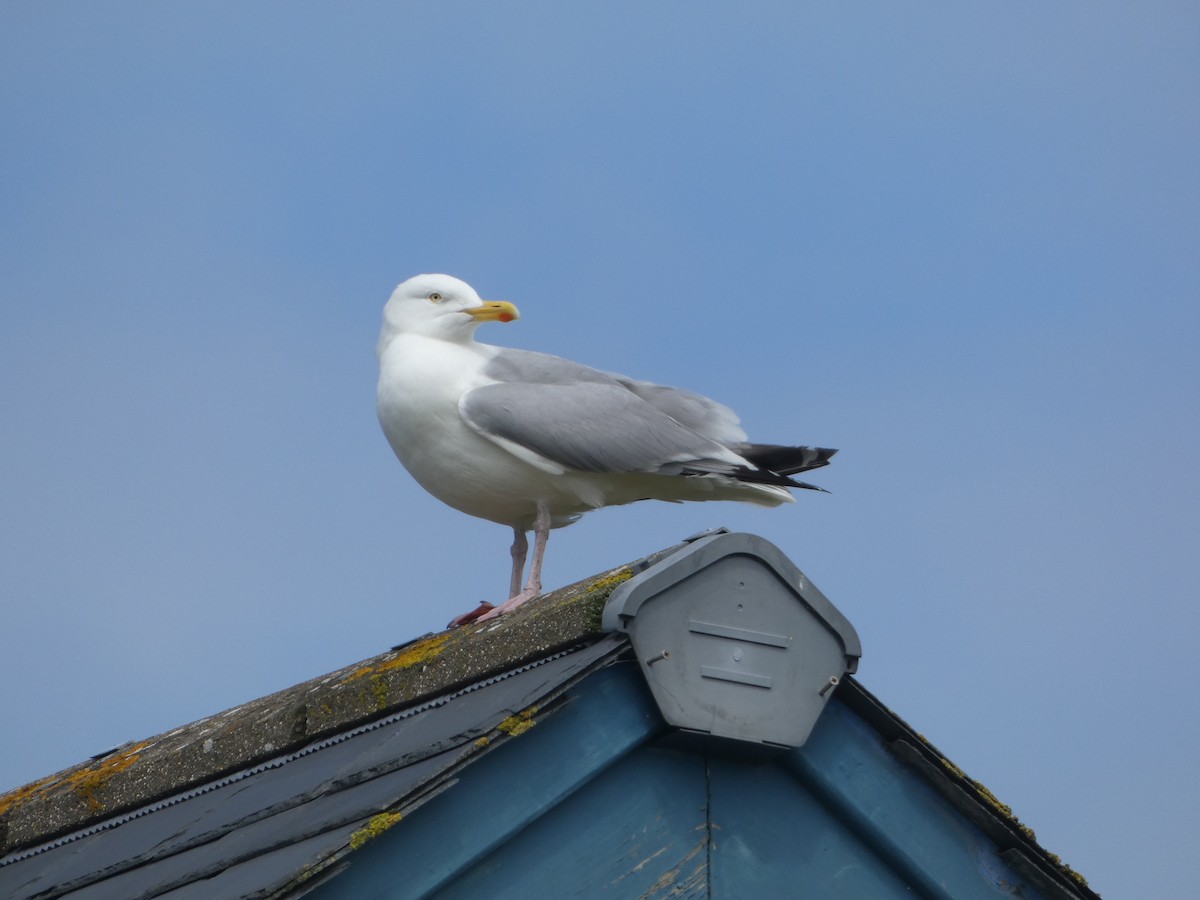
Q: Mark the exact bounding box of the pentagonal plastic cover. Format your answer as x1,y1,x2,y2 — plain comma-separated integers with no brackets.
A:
602,532,861,747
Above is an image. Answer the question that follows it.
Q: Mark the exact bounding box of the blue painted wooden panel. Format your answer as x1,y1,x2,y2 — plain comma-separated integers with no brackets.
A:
306,662,1052,899
789,698,1048,900
708,754,920,898
303,663,666,899
436,746,709,899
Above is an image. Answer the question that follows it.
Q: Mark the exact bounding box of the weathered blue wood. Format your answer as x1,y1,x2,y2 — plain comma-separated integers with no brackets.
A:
787,698,1049,900
708,754,922,898
305,664,1053,900
435,746,709,899
303,662,666,899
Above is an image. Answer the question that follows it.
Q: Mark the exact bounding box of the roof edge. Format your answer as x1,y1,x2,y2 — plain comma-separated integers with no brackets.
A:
838,676,1098,900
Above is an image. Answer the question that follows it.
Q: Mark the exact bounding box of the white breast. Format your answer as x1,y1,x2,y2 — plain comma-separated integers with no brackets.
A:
376,335,594,529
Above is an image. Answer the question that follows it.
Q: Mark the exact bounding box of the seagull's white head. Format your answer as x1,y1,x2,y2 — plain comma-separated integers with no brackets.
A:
379,274,520,348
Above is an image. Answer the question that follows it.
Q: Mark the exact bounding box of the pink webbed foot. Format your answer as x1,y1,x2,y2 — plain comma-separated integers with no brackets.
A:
474,588,540,622
447,601,496,628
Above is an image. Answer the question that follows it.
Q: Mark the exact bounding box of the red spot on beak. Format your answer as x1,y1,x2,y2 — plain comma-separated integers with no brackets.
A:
499,312,514,323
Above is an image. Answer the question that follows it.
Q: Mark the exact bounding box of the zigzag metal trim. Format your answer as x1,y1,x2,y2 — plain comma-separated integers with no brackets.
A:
0,643,590,868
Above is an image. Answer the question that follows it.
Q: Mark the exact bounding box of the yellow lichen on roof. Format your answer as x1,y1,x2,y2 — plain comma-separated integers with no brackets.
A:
348,811,404,850
343,632,454,684
1,559,639,857
0,740,153,820
66,741,152,814
0,772,62,819
572,568,633,629
497,705,539,737
582,569,633,598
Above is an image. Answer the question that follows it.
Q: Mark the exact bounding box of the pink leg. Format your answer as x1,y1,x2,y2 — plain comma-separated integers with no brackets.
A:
476,505,551,621
509,527,528,599
448,527,526,627
523,507,550,597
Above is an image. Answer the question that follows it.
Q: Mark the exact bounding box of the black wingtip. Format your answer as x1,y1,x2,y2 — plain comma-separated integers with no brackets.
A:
736,443,838,476
787,478,830,493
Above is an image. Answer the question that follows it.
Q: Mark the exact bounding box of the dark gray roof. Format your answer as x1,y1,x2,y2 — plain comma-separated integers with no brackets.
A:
0,560,637,860
0,637,627,899
0,536,1095,899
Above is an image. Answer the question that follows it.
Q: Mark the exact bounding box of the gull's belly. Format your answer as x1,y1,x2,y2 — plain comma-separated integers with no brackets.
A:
377,340,591,528
387,409,577,526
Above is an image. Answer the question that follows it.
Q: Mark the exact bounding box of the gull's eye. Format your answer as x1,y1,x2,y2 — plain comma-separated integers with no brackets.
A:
428,291,443,303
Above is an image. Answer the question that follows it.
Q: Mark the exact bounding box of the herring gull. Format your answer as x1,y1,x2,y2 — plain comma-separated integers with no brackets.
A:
376,274,835,625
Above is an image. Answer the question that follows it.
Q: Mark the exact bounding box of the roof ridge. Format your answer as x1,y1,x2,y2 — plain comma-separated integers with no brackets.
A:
0,562,635,857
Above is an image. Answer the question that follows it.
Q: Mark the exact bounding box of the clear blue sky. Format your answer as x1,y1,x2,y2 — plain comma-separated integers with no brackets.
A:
2,5,1196,896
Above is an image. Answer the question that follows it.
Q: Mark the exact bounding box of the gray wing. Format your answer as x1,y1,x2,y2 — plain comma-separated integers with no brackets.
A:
464,349,746,475
608,375,747,446
481,347,748,445
481,347,617,388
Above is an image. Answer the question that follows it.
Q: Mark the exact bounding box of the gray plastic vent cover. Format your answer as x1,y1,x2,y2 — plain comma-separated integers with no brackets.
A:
602,532,862,748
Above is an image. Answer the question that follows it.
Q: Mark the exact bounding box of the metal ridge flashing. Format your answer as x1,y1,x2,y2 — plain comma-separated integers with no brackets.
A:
0,642,612,870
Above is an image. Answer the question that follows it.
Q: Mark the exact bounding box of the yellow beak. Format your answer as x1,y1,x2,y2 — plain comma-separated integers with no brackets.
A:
464,301,520,323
